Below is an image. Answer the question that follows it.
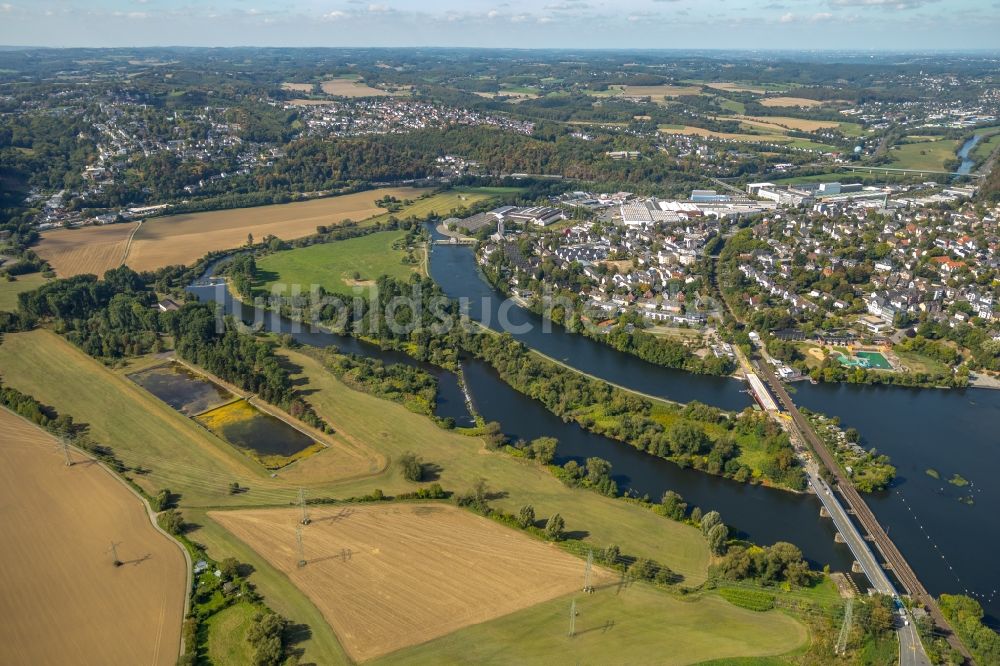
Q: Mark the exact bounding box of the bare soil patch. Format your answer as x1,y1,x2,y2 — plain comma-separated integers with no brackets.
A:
210,503,612,662
0,408,186,666
35,222,138,277
124,188,422,272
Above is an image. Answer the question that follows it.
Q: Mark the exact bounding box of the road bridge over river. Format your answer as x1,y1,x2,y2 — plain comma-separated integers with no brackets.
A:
752,358,973,665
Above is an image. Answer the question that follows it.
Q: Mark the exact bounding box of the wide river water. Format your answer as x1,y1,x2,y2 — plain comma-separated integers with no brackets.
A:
191,235,999,624
427,230,1000,625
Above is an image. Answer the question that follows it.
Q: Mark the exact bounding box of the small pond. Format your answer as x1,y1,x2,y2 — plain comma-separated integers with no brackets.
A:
128,362,234,415
196,399,320,466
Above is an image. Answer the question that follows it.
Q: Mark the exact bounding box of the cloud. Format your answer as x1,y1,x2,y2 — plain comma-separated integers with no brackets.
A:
322,10,349,21
780,11,795,22
367,3,391,12
543,1,590,10
829,0,937,8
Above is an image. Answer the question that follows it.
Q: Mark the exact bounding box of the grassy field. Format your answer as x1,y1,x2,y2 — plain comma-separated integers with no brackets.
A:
736,115,842,133
364,188,499,227
886,138,962,171
211,503,615,662
587,84,703,102
0,408,186,666
277,347,712,583
971,128,1000,166
705,82,770,94
0,330,381,506
123,188,424,273
256,230,418,295
0,271,50,311
35,221,138,277
205,602,257,665
374,582,807,665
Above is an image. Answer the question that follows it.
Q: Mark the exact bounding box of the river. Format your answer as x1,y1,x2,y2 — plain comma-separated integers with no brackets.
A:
956,134,982,176
428,233,1000,626
191,240,998,625
188,253,858,579
793,382,1000,625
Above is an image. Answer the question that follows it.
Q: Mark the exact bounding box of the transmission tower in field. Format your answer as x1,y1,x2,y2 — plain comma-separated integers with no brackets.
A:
298,488,311,525
107,541,122,567
57,439,73,466
568,598,577,637
835,598,855,655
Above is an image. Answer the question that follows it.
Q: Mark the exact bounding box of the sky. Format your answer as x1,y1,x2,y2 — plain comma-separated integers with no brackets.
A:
1,0,999,50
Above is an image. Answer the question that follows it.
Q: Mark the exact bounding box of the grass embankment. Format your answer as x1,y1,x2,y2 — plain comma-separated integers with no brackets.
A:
0,272,50,311
0,329,380,505
256,230,419,296
375,583,807,665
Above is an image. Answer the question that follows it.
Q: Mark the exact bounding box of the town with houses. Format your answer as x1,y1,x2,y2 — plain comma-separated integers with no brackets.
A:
453,176,1000,385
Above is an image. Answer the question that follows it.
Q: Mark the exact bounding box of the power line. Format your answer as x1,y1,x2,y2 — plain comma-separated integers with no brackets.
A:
107,541,122,567
295,525,306,568
568,598,576,637
298,488,311,525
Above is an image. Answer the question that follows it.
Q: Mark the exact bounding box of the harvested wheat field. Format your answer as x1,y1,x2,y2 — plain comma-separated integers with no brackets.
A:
211,503,613,662
123,188,422,272
705,82,768,94
281,82,314,92
760,96,825,108
320,77,404,97
0,408,186,666
35,221,138,277
738,115,840,132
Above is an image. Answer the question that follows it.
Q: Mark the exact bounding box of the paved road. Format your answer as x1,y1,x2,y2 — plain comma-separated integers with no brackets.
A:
809,474,929,666
751,358,966,665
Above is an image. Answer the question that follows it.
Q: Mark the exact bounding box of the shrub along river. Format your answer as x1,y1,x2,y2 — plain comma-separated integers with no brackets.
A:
189,233,999,625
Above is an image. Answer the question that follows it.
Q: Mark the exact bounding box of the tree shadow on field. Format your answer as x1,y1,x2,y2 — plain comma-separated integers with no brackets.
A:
563,529,590,540
420,461,443,481
285,622,312,652
484,489,508,501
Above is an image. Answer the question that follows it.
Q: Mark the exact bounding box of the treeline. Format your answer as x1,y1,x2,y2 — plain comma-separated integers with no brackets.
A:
938,594,1000,665
309,347,439,418
261,269,804,490
456,328,805,490
0,380,127,474
601,325,736,377
11,265,328,432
